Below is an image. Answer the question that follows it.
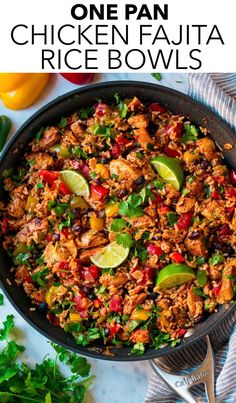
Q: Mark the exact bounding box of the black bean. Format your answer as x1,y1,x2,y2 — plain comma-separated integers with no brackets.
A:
72,208,80,218
118,189,128,198
88,292,96,301
188,231,201,240
82,286,91,295
200,160,209,170
101,157,110,164
52,233,60,242
38,302,48,312
147,121,158,136
136,175,145,185
94,178,102,185
104,328,110,336
150,292,158,300
72,222,81,232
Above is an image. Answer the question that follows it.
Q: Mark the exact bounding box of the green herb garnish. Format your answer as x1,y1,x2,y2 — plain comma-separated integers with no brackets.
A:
118,193,143,218
181,124,198,144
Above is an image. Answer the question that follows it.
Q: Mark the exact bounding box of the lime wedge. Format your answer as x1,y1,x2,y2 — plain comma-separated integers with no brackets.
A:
151,156,184,190
60,170,89,198
156,263,196,289
90,241,130,268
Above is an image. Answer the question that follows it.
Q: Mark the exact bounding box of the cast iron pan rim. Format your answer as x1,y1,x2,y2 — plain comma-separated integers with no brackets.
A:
0,81,235,361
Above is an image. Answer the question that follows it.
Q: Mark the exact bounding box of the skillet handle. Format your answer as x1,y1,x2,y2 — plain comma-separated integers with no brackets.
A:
150,336,215,403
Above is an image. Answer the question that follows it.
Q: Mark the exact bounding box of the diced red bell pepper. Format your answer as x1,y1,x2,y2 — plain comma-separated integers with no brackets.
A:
109,294,122,312
115,136,131,147
81,269,95,284
95,103,110,117
170,252,185,263
219,224,232,237
111,144,122,158
58,181,71,195
151,190,163,203
67,117,73,125
166,122,183,138
213,283,222,297
226,188,236,198
1,217,8,234
73,294,88,317
91,184,109,200
94,299,101,308
149,103,166,113
214,176,225,185
229,169,236,184
139,267,153,285
109,323,122,337
23,274,33,284
176,328,187,338
177,212,193,230
45,234,52,242
58,261,70,271
39,170,59,186
226,205,235,218
48,313,60,326
147,244,163,256
163,146,180,158
60,228,70,238
159,204,171,215
211,191,221,200
88,265,100,280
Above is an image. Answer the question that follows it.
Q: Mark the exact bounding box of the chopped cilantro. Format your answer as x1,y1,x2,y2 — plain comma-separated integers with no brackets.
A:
193,287,206,297
0,315,14,341
111,173,119,180
151,73,162,81
181,188,190,196
32,268,49,288
93,124,113,139
114,93,129,118
116,233,134,248
136,152,144,160
102,268,115,276
209,253,224,266
133,242,148,262
118,193,143,218
48,200,57,211
58,211,75,229
78,106,93,120
153,179,165,190
196,256,205,266
181,124,198,144
130,342,145,355
166,212,177,226
0,293,3,306
37,182,43,189
14,252,31,267
110,218,127,232
73,146,88,159
58,117,67,128
197,270,208,287
54,203,68,217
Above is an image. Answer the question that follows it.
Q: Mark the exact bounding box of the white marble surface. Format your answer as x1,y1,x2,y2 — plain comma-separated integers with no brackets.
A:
0,72,188,403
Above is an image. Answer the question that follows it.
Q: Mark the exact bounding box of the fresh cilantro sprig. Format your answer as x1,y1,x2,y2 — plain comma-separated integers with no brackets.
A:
110,219,127,232
114,94,128,118
151,73,162,81
0,314,93,402
209,253,224,266
118,194,143,219
116,233,134,248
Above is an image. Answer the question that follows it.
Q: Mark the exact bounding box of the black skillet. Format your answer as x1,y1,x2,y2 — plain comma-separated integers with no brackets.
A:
0,81,235,361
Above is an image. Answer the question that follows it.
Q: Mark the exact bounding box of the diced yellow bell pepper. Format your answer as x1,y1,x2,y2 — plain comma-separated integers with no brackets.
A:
131,309,151,321
13,243,28,257
25,195,39,212
183,151,198,164
90,214,104,230
105,202,119,217
95,163,110,179
70,196,89,210
51,144,71,158
46,285,66,308
69,312,82,322
0,73,49,110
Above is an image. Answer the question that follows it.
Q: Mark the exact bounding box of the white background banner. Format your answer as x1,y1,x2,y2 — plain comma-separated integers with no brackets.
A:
0,0,235,72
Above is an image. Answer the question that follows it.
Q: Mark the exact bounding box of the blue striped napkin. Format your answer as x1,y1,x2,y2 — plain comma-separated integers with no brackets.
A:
144,73,236,403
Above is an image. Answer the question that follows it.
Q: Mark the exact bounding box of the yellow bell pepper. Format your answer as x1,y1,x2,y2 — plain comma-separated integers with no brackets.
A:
183,151,198,164
46,285,66,308
25,195,39,212
105,202,119,217
0,73,49,110
90,214,104,230
69,312,82,322
131,309,151,321
95,163,110,179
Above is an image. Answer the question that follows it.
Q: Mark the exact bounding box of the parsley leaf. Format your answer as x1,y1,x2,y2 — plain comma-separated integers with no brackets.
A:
0,293,3,306
151,73,162,81
51,342,91,377
116,233,134,248
110,218,127,232
181,124,198,144
209,253,224,266
0,315,14,341
118,193,143,218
